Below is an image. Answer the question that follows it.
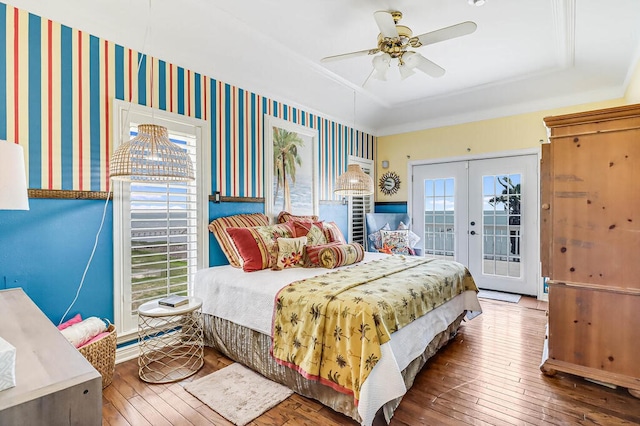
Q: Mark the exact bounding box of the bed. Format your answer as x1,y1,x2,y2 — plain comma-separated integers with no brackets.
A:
194,250,481,425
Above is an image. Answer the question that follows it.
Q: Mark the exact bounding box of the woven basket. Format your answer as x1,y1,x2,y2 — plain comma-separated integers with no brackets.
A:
78,323,117,388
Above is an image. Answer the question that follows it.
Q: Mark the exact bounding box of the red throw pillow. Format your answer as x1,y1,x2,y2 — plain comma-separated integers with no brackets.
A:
277,211,319,224
226,223,294,272
208,213,270,267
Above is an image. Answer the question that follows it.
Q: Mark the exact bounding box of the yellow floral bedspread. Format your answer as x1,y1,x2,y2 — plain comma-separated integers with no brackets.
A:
271,255,478,402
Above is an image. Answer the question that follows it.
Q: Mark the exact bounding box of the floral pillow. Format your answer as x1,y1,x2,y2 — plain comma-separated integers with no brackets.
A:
274,237,307,269
379,229,411,255
305,224,328,246
289,220,328,246
397,221,421,248
368,222,391,250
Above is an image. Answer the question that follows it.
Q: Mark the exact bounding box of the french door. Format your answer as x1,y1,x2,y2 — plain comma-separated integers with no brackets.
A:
411,154,538,295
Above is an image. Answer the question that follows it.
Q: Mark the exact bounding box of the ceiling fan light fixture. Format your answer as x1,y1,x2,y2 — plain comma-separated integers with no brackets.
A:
468,0,486,6
399,51,418,79
372,53,391,80
321,10,477,82
399,63,416,80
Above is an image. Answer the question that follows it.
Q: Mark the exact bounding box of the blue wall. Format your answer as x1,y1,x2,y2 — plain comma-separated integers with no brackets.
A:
0,198,113,324
375,202,407,214
207,201,265,267
0,198,351,324
319,202,348,240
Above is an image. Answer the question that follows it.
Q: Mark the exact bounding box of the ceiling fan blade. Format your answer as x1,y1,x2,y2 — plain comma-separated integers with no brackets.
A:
406,52,446,78
374,11,399,39
321,48,380,63
413,21,477,47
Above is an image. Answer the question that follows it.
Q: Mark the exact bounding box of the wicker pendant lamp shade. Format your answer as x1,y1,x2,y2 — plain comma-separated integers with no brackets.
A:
334,164,374,196
110,124,194,182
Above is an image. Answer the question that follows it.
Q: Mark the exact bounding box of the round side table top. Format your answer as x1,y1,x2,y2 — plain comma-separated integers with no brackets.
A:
138,296,203,317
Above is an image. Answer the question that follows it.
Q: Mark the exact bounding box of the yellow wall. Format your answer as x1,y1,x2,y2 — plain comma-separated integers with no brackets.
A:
625,58,640,104
375,98,626,201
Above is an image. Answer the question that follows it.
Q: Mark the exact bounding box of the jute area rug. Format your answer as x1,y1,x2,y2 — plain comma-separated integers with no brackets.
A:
183,363,293,426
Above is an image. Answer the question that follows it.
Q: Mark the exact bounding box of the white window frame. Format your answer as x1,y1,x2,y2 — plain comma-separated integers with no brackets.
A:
112,100,210,343
347,156,374,245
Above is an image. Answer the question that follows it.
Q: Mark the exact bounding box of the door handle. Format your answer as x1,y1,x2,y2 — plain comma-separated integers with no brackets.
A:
470,230,476,235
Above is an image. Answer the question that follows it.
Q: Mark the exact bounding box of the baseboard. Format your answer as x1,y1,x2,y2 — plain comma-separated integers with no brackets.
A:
115,342,139,364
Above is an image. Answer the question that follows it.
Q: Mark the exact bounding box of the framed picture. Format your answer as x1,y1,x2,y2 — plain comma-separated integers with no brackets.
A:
264,115,319,220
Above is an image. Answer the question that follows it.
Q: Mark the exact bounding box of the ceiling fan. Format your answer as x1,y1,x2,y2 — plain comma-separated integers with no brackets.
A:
321,10,477,82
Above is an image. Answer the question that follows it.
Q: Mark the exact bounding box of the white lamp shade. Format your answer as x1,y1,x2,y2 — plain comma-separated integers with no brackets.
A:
399,63,416,80
0,140,29,210
372,53,391,81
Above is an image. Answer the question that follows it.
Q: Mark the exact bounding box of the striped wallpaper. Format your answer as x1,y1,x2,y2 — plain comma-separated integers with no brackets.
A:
0,4,375,199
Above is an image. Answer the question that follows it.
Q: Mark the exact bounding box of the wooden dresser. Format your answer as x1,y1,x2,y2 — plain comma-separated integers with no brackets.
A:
540,104,640,397
0,288,102,425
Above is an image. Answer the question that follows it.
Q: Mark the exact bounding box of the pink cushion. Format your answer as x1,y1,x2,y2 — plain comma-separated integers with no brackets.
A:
57,313,82,330
77,331,110,348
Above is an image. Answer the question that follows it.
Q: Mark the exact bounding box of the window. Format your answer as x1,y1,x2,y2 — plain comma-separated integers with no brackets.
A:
112,101,210,341
422,177,456,259
347,157,373,246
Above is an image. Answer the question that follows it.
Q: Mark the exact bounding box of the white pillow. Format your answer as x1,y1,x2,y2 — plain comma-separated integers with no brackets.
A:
397,221,421,248
368,222,391,249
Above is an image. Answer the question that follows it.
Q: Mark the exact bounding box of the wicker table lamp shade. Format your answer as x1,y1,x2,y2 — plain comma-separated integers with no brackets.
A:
110,124,194,182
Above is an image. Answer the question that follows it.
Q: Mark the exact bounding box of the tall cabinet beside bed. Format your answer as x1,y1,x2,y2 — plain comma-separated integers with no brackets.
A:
541,104,640,397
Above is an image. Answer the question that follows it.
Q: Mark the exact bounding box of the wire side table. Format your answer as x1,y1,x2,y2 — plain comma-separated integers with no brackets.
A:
137,297,204,384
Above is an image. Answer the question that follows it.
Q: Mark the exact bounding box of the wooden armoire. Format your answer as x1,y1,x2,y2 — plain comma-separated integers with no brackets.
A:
540,104,640,397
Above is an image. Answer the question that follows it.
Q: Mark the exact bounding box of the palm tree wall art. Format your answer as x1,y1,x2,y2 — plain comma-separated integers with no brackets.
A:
273,127,304,212
265,115,319,220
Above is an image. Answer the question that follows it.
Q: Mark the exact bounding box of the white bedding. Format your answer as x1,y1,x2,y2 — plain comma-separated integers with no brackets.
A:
194,253,482,426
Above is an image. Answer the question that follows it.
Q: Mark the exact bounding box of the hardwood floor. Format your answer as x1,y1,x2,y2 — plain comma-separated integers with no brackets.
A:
103,297,640,425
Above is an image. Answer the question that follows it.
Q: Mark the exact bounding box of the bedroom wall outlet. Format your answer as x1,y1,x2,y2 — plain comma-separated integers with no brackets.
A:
1,276,23,290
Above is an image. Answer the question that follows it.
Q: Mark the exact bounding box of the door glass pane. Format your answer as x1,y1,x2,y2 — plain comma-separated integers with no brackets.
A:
482,174,522,278
423,178,455,259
